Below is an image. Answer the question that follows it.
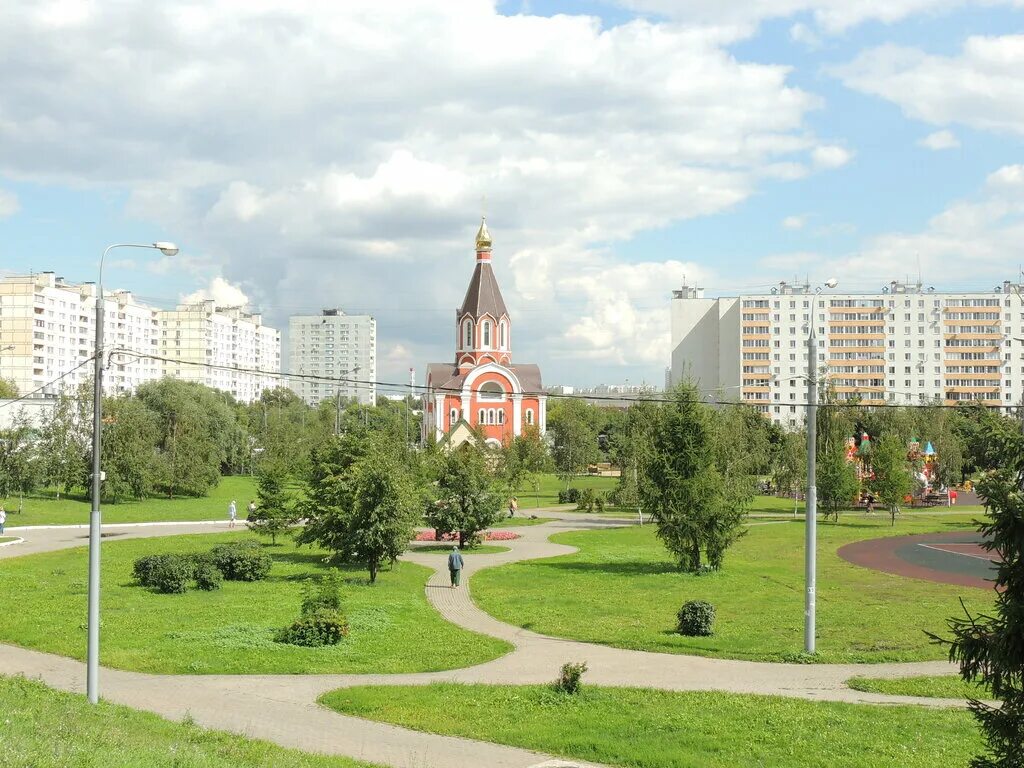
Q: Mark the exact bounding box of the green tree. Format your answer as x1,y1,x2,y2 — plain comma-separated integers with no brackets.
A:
427,444,502,547
640,384,746,572
38,389,87,498
295,433,367,556
0,379,18,398
100,395,160,502
816,439,859,521
772,429,807,514
870,431,914,526
610,399,659,516
248,468,299,545
0,409,39,509
548,398,600,488
344,450,421,582
500,427,551,509
935,416,1024,767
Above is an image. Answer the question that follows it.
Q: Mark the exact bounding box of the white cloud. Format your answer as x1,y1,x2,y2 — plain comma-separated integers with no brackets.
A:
836,35,1024,136
812,145,853,169
0,188,20,218
782,214,806,230
0,1,844,380
919,130,961,150
181,277,250,309
789,22,822,48
616,0,1024,35
759,164,1024,287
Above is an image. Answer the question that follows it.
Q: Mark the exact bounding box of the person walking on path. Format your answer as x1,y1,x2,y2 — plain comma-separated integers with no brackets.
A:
447,546,464,588
508,496,518,518
0,505,6,535
246,499,257,521
228,499,237,528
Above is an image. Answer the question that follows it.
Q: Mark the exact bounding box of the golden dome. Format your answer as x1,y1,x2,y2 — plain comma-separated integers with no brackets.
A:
475,217,492,250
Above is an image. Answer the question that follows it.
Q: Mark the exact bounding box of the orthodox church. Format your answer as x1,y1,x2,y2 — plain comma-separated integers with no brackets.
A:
422,219,546,447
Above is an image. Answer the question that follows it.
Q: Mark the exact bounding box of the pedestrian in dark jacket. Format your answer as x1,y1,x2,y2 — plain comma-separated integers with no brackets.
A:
447,546,464,588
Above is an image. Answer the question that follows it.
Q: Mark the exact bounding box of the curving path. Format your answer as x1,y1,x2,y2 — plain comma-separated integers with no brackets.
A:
0,512,966,768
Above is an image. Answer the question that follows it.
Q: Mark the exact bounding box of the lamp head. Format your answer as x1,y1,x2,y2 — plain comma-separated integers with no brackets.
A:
824,278,839,289
153,242,179,257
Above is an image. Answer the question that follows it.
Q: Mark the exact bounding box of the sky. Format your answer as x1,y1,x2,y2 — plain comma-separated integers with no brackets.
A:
1,1,1023,391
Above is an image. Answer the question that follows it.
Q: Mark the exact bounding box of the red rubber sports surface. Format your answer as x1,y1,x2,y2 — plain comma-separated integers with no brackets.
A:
838,531,1000,590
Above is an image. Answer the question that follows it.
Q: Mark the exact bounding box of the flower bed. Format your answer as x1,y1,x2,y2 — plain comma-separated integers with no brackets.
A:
415,530,520,542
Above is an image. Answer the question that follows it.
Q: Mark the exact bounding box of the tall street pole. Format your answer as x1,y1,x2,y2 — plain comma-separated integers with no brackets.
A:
88,242,177,704
805,320,819,654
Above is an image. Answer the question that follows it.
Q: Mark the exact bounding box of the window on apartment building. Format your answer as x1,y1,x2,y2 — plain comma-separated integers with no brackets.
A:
888,341,895,347
773,406,780,412
789,393,795,400
789,313,795,320
773,301,780,309
788,327,795,334
789,341,796,348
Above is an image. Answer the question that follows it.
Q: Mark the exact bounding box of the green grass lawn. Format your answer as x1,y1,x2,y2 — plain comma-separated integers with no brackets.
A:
516,473,618,508
493,516,555,527
410,544,510,554
0,536,19,544
0,532,510,674
0,675,376,768
321,683,981,768
3,475,258,527
472,514,994,663
848,675,992,700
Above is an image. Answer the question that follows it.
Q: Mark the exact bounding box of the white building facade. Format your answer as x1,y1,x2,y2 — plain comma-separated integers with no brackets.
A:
158,300,281,403
0,273,280,403
288,309,376,406
670,279,1024,427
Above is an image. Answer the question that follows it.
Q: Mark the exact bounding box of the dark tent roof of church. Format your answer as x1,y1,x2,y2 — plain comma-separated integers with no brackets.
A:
459,262,508,320
426,362,544,396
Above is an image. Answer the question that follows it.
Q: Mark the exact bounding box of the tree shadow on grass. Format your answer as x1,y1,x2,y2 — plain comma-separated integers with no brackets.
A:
538,560,680,577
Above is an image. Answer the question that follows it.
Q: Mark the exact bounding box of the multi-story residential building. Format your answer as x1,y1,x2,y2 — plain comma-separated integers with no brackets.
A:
670,278,1024,427
0,272,160,396
158,300,281,403
0,273,280,403
288,309,376,406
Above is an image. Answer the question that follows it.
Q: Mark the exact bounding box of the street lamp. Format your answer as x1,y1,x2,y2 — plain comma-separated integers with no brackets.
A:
87,241,178,705
805,277,838,655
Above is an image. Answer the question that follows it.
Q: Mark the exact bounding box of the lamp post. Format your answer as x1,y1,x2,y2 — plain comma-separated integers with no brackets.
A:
88,241,178,705
805,277,838,655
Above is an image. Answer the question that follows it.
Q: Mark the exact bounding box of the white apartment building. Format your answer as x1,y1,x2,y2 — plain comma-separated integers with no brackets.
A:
0,272,160,396
158,300,281,403
288,309,376,406
670,278,1024,427
0,274,280,403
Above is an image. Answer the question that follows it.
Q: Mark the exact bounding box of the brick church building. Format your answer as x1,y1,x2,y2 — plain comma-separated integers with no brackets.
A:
422,219,546,447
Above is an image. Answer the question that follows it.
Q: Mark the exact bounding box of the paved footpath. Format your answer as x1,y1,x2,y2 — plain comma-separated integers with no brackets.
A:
0,513,964,768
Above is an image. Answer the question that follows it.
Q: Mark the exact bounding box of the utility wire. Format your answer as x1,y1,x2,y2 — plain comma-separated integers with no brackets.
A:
0,357,96,410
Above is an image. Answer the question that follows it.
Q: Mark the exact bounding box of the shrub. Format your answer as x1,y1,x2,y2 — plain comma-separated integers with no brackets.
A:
275,612,349,647
148,554,195,594
575,489,606,514
210,541,272,582
553,661,588,694
557,488,581,504
193,559,223,591
677,600,715,636
132,554,166,587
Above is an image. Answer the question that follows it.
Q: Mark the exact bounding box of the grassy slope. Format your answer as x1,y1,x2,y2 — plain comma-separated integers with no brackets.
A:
1,675,376,768
322,684,981,768
0,532,510,674
848,675,992,700
472,514,994,663
3,475,258,527
0,536,19,543
517,474,618,508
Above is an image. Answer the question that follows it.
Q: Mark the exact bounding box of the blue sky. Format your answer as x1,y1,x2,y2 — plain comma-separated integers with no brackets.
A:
1,1,1023,388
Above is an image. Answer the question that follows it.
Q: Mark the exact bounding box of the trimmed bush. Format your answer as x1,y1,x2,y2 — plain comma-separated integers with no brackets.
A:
193,560,223,591
575,489,606,514
148,554,194,594
558,488,581,504
554,661,588,694
275,612,349,647
677,600,715,637
132,554,166,587
210,541,272,582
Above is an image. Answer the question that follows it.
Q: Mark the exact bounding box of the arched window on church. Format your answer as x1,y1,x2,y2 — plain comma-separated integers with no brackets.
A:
449,408,458,427
499,320,507,349
525,408,534,426
463,320,473,349
478,408,485,424
482,320,491,348
497,409,505,425
479,381,503,400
